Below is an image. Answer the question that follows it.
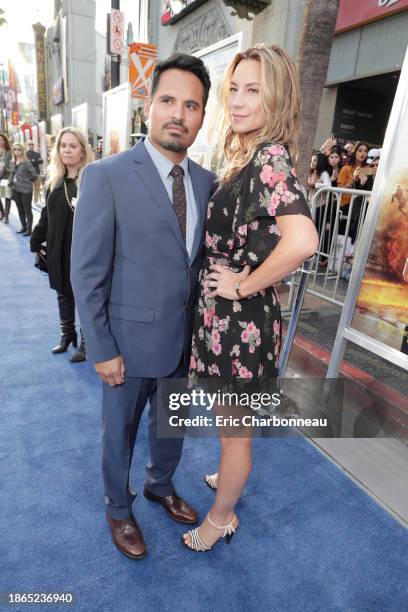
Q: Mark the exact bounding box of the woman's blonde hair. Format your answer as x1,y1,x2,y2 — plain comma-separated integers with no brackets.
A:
218,43,300,183
47,127,93,191
12,142,28,163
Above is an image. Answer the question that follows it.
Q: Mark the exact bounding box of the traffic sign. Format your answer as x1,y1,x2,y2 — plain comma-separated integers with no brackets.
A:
110,9,125,55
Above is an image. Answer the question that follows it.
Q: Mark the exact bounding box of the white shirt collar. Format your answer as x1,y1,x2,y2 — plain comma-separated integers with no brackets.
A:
144,136,189,179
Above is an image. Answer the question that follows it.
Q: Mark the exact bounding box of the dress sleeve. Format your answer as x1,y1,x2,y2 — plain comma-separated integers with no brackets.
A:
30,203,48,252
243,143,311,224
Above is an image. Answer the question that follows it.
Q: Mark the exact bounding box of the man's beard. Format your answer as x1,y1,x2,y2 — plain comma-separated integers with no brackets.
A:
158,137,186,154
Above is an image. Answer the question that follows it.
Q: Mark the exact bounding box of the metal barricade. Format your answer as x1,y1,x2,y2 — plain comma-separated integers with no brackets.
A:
283,186,372,313
279,186,371,377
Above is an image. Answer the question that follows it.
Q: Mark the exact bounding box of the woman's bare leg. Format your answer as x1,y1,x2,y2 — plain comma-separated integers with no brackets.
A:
183,435,252,547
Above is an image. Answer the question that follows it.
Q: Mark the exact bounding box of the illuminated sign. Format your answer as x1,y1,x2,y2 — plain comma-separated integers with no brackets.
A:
161,0,208,26
335,0,408,32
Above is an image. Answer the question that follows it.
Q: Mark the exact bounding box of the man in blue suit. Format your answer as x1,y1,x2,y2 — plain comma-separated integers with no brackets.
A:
71,54,214,559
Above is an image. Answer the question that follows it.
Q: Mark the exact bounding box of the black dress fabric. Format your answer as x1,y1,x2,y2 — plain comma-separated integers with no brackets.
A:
188,142,311,392
30,178,77,296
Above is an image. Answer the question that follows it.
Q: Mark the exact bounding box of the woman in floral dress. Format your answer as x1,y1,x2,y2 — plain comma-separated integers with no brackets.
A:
182,45,318,552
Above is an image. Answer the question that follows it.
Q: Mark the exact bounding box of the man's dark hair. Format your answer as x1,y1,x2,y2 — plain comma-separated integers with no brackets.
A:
150,53,211,109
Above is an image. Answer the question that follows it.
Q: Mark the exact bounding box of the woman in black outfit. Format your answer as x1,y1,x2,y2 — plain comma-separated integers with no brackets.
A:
0,133,13,222
9,143,38,235
314,146,343,262
30,127,93,362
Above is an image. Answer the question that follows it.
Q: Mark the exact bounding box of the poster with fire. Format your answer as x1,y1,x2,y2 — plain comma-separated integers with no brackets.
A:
350,96,408,356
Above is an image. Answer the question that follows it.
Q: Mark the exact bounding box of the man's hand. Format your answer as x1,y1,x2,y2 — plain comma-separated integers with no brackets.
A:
95,355,125,386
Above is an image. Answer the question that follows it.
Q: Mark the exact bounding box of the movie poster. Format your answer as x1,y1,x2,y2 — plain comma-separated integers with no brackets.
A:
190,33,246,171
50,113,63,136
351,103,408,355
72,103,88,140
103,83,130,156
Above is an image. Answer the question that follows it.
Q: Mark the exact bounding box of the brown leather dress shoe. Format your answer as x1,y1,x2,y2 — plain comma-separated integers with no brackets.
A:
106,513,148,560
143,488,198,524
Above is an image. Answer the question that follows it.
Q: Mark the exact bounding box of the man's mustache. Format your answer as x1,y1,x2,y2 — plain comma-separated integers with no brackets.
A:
163,120,188,133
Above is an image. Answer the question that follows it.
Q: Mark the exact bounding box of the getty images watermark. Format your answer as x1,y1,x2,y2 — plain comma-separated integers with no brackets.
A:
166,389,328,430
157,378,408,439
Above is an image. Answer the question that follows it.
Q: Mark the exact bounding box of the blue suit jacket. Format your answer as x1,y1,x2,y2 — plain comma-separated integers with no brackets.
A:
71,140,215,377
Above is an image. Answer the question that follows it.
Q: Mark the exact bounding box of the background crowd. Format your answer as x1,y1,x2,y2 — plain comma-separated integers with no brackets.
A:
306,137,382,256
1,127,383,366
0,128,94,363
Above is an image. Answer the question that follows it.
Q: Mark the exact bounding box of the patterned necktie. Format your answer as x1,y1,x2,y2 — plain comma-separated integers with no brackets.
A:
170,165,187,241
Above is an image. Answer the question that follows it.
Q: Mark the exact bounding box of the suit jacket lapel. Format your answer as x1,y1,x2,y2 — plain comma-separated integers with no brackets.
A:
189,160,207,263
132,141,188,259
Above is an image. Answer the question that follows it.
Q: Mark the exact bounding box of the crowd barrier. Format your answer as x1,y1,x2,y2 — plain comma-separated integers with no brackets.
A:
279,186,372,377
282,186,372,313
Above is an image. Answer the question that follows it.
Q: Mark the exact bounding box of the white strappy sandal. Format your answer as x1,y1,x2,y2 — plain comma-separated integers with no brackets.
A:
181,512,239,552
204,472,218,490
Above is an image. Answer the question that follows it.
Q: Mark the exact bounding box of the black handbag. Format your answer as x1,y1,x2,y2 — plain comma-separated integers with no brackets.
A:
34,245,48,274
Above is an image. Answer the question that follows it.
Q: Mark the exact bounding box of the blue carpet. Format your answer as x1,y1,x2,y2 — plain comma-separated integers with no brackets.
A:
1,210,408,612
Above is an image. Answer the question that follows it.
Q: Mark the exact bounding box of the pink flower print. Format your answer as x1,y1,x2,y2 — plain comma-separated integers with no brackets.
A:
276,172,287,186
209,363,220,376
212,329,220,343
212,342,221,356
268,223,281,236
203,309,211,328
232,359,240,376
218,318,228,332
260,163,274,187
256,337,261,346
273,320,280,337
249,346,255,354
237,224,247,237
205,233,213,248
275,338,281,356
267,192,281,216
249,220,259,231
260,165,286,187
230,344,240,357
227,238,234,250
281,190,296,204
197,359,205,372
190,355,197,370
203,306,215,328
247,322,256,333
239,366,253,379
268,144,286,156
241,329,250,343
233,249,244,261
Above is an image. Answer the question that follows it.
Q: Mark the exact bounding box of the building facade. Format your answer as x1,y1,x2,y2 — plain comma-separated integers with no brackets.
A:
151,0,306,59
45,0,100,144
314,0,408,148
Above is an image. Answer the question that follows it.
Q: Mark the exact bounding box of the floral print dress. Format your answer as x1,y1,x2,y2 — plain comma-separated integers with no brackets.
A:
188,142,311,388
